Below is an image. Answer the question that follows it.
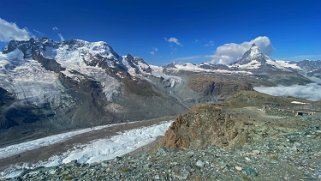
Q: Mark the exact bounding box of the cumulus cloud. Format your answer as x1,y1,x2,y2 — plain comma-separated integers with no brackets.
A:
0,18,31,42
254,83,321,101
210,36,273,65
150,48,158,56
165,37,181,46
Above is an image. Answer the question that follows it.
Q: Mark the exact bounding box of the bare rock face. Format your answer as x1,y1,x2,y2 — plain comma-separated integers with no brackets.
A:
160,90,321,150
161,104,249,149
188,76,253,97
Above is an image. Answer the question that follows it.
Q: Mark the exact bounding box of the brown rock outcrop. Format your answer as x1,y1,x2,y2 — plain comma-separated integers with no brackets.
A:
161,104,250,149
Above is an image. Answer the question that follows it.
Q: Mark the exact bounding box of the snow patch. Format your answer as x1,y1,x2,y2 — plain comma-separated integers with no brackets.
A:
121,56,137,77
60,70,85,82
265,59,301,71
173,63,252,74
249,45,261,57
150,65,164,76
274,60,301,70
291,101,308,105
136,60,150,73
87,67,120,101
233,60,261,69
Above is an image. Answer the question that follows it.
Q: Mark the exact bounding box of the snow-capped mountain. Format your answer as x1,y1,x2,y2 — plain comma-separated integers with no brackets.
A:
3,38,152,78
0,37,318,146
0,38,151,105
0,38,186,145
298,60,321,79
164,62,252,74
229,44,301,71
121,54,152,77
296,60,321,72
237,44,268,65
162,44,301,74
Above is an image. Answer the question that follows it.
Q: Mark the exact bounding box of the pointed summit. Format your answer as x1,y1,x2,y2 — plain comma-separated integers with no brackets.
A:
248,43,261,57
236,44,267,65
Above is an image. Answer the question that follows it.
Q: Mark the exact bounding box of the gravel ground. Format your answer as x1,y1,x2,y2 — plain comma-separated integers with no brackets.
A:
4,115,321,181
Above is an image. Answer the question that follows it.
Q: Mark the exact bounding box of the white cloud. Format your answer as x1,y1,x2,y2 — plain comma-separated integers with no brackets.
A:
52,26,59,31
165,37,182,46
57,33,64,41
0,18,31,42
150,48,158,56
254,83,321,101
210,36,273,65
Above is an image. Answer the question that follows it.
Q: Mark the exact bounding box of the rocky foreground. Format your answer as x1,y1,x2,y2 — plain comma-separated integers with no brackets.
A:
5,125,321,181
4,91,321,181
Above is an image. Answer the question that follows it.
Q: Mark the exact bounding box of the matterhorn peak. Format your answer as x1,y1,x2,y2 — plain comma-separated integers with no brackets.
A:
248,43,261,56
235,43,267,65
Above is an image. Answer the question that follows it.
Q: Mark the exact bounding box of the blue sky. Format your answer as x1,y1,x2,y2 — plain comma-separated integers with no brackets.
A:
0,0,321,65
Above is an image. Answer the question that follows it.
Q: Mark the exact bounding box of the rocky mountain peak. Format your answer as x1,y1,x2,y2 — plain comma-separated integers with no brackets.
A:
121,54,152,75
236,43,267,65
249,43,260,55
2,38,121,62
123,54,134,61
0,38,156,79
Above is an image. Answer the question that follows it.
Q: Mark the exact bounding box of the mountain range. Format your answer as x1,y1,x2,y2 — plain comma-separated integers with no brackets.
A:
0,38,320,146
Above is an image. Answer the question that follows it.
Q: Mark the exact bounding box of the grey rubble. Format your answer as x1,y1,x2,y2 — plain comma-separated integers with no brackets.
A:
6,118,321,181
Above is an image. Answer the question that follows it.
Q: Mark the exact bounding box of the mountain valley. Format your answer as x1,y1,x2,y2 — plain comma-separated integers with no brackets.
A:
1,38,321,180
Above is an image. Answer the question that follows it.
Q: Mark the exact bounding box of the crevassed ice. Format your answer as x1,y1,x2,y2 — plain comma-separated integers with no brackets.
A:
0,121,172,179
0,50,69,106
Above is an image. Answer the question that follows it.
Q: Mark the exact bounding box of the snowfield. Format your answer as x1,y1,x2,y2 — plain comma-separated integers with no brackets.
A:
0,121,172,179
0,50,69,106
291,101,308,105
232,60,261,69
171,63,252,74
